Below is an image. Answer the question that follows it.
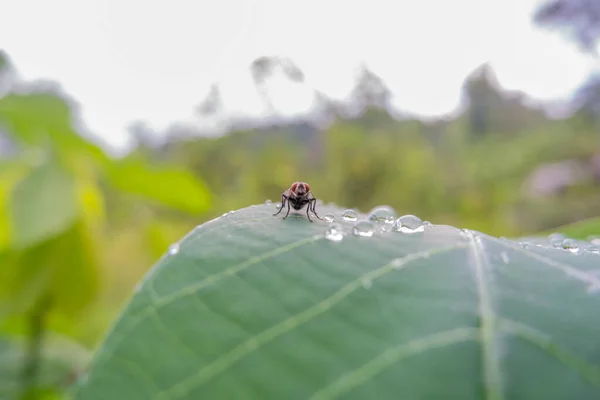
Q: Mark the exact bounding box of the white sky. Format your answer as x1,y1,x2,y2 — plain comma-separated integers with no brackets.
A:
1,0,598,152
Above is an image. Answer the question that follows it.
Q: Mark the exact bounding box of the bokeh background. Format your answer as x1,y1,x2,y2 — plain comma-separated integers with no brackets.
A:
0,0,599,398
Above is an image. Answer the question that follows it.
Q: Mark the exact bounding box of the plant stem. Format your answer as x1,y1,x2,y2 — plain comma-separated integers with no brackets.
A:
20,294,52,400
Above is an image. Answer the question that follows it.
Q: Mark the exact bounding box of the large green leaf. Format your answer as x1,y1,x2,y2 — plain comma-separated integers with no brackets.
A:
104,158,211,215
10,163,78,249
0,333,90,400
72,203,600,399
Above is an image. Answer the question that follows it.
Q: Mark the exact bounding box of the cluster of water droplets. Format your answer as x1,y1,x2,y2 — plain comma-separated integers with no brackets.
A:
321,205,429,242
548,233,600,255
516,232,600,256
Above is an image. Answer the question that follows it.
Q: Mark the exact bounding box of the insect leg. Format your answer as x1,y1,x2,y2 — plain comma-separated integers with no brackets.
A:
283,197,291,220
306,202,313,222
273,194,288,216
310,198,324,220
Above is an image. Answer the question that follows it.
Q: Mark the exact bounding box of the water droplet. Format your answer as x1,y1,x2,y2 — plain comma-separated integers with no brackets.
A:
500,252,510,264
275,202,282,209
423,221,432,227
342,209,358,222
368,205,396,225
325,224,344,242
548,232,565,247
353,220,374,237
393,215,425,233
168,243,180,255
264,199,272,205
586,245,600,254
561,238,579,254
323,213,335,223
548,233,565,241
361,278,373,289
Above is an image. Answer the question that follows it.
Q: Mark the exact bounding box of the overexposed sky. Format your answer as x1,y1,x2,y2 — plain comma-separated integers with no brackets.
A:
1,0,597,152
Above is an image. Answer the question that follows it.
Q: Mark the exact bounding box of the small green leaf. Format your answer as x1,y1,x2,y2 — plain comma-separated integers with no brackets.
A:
104,158,211,215
73,204,600,399
10,163,78,249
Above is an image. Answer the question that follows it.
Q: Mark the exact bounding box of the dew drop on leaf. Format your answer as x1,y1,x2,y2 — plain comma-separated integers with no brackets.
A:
393,215,425,233
264,199,272,205
548,233,564,248
168,243,180,255
353,220,374,237
561,238,579,254
323,213,335,223
367,206,396,224
324,224,344,242
342,209,358,222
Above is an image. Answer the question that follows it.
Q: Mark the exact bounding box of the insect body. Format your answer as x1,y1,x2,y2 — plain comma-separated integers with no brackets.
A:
273,181,324,222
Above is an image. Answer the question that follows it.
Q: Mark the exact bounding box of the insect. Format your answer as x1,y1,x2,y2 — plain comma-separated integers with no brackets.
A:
273,181,324,222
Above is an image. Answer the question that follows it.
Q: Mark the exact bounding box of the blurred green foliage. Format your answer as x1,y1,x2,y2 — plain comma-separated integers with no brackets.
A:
0,53,212,398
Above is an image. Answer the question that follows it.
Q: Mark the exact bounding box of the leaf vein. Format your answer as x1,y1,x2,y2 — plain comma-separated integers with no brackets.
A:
88,235,322,371
492,237,600,290
157,243,467,400
308,327,479,400
470,233,503,400
498,317,600,388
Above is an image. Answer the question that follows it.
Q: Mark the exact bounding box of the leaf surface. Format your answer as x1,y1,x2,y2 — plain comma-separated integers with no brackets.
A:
73,204,600,400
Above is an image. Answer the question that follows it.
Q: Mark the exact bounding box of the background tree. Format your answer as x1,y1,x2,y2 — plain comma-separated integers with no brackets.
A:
534,0,600,124
250,56,305,115
534,0,600,54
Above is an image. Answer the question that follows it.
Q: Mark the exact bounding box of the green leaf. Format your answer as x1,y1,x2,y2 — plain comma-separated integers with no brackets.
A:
104,158,211,215
10,163,78,249
0,333,90,400
540,217,600,241
0,162,31,251
0,219,100,320
73,204,600,399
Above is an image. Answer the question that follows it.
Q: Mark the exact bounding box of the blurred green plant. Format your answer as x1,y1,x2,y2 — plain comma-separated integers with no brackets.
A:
0,82,212,398
0,332,90,400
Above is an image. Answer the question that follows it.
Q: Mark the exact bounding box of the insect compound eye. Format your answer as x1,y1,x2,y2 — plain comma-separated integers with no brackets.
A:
290,182,298,192
304,183,310,192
